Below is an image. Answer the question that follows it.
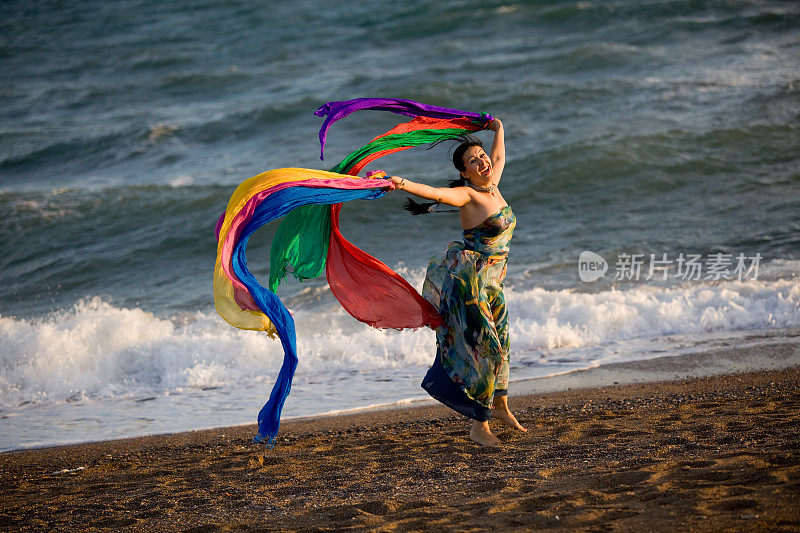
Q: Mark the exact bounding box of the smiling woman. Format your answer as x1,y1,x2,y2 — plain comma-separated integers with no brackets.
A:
388,118,527,446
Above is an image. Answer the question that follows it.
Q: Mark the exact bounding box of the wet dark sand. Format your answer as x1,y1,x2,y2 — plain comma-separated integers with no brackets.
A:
2,363,799,531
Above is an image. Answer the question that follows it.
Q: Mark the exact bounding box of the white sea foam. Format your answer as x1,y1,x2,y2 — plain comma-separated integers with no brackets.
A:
0,298,266,404
507,277,800,352
1,276,798,409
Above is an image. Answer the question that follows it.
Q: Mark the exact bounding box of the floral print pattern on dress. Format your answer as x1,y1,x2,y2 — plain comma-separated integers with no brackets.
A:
422,205,515,407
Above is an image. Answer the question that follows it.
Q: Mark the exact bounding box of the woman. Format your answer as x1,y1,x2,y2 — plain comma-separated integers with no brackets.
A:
389,118,526,446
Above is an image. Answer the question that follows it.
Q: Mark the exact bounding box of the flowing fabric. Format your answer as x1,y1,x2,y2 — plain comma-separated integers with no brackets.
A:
214,98,491,445
314,97,493,160
326,202,441,329
214,169,391,445
268,204,330,292
214,169,391,332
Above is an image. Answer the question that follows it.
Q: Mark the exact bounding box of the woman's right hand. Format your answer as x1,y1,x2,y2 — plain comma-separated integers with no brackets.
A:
486,117,503,132
389,176,404,189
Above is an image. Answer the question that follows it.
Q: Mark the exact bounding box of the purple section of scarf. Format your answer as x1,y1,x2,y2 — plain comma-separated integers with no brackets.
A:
314,98,493,160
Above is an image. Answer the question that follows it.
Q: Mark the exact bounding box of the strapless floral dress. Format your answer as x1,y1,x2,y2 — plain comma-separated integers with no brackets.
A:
421,205,515,421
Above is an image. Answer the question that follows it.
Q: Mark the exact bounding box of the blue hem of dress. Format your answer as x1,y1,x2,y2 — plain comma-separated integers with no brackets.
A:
421,351,493,422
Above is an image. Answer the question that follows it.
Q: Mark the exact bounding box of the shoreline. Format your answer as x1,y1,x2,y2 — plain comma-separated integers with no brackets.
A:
3,337,798,454
513,335,800,395
2,343,799,530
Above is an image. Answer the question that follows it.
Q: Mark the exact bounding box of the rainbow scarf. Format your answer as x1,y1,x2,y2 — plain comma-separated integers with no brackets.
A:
214,98,490,445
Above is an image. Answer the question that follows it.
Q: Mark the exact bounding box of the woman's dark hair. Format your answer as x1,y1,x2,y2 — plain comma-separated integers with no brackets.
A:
403,135,483,215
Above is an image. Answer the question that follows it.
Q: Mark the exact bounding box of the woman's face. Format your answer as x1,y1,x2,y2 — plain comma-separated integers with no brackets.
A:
460,145,492,183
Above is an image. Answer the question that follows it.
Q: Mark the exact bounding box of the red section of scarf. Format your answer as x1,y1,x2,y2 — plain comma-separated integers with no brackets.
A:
326,203,443,330
371,116,477,140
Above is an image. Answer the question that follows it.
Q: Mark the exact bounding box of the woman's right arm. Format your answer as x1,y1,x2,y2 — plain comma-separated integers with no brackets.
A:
389,176,471,207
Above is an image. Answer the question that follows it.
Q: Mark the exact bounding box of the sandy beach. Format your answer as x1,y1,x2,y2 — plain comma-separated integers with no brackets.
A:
2,343,799,532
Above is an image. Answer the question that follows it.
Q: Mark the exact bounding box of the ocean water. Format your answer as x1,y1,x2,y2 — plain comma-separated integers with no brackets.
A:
1,0,799,451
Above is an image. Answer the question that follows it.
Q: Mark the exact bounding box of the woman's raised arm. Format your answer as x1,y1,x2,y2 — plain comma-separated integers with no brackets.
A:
487,118,505,184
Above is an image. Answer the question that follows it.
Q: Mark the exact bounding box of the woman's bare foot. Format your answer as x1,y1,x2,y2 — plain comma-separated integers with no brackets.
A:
492,394,527,432
470,420,500,446
492,408,527,432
